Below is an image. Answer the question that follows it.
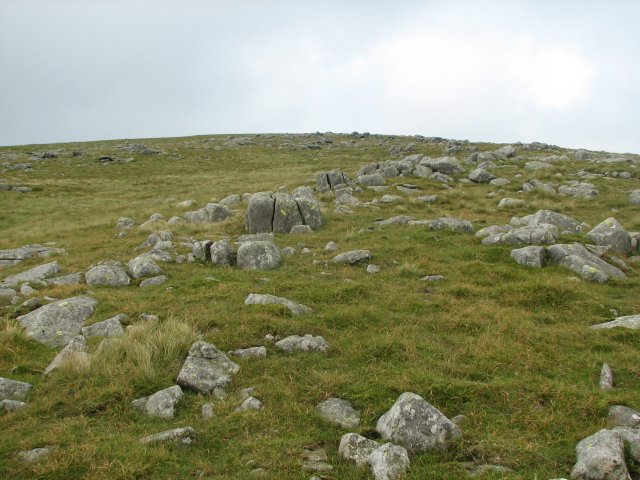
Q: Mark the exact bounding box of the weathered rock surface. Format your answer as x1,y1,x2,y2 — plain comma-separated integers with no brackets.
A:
234,396,263,412
16,446,54,463
570,429,628,480
420,156,464,174
511,246,547,268
127,256,163,279
139,385,184,419
591,314,640,330
44,335,89,374
17,296,98,347
600,363,614,390
139,275,167,287
468,168,496,183
483,225,558,245
369,443,410,480
0,377,33,400
332,250,372,264
140,427,196,445
228,346,267,358
0,244,64,267
244,293,312,316
376,392,461,454
527,210,581,233
428,217,474,233
176,341,240,396
82,314,126,338
586,218,632,255
608,405,640,428
339,433,379,468
184,203,232,223
547,243,626,283
316,398,361,428
0,399,26,412
2,261,60,287
275,334,329,352
86,263,131,287
237,241,281,270
245,192,322,233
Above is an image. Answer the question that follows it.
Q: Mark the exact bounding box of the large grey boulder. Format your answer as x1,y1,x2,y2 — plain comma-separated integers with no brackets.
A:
527,210,581,233
245,193,276,233
17,296,98,347
127,256,163,279
559,182,598,199
140,427,196,445
468,168,496,183
44,335,89,374
275,334,330,352
570,429,628,480
376,392,461,454
316,169,349,191
176,341,240,396
316,398,361,428
81,314,126,338
237,241,281,270
482,225,558,245
184,203,232,223
339,433,379,468
586,218,632,255
273,193,304,233
209,239,235,267
86,263,131,287
511,246,546,268
140,385,184,419
244,293,312,316
591,315,640,330
547,243,626,283
369,443,410,480
245,192,323,233
496,145,516,157
2,261,60,287
420,156,464,174
332,250,372,265
293,196,323,230
0,377,33,400
429,217,475,233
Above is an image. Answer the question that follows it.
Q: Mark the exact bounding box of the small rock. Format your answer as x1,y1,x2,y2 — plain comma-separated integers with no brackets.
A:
140,427,196,445
339,433,379,468
608,405,640,428
511,246,546,268
367,264,381,274
235,396,263,412
244,293,312,316
332,250,372,265
275,334,330,353
44,335,89,374
600,363,614,390
202,402,215,420
140,275,168,287
228,346,267,358
369,443,410,480
0,399,26,412
82,314,126,338
316,398,361,428
16,446,54,463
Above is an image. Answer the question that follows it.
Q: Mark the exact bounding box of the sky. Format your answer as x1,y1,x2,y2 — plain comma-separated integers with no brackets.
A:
0,1,639,153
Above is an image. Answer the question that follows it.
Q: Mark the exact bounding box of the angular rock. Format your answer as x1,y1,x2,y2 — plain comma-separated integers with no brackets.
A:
294,196,323,230
117,217,135,230
498,198,525,208
547,243,626,283
234,396,263,412
523,179,557,194
375,215,415,226
586,218,632,255
46,273,82,286
369,443,410,480
357,174,386,186
591,315,640,330
208,240,234,267
332,250,372,265
275,334,330,353
237,241,281,270
570,429,628,480
127,256,163,279
376,392,461,454
527,210,581,233
339,433,379,468
184,203,232,223
201,402,215,419
511,246,546,268
17,296,98,347
496,145,516,157
140,427,196,445
316,398,361,428
600,363,614,390
82,314,126,338
245,193,276,234
44,335,89,374
273,193,304,233
244,293,312,316
559,182,598,199
2,261,60,287
16,446,54,463
176,341,240,395
468,168,496,183
608,405,640,428
483,225,558,246
525,160,552,170
144,385,184,419
0,377,33,401
629,190,640,206
86,263,131,287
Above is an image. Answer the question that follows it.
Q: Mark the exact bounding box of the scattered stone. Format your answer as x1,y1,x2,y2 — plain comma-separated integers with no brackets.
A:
417,195,438,203
586,218,632,255
117,217,135,230
140,427,196,445
237,241,281,270
228,346,267,358
302,448,333,473
468,168,496,183
19,284,37,296
0,399,26,412
600,363,614,390
559,181,598,199
127,256,163,279
339,433,379,468
498,198,525,208
275,334,330,353
420,156,464,175
547,243,626,283
324,241,339,252
421,275,444,282
139,385,184,419
316,398,361,428
0,243,62,267
184,203,232,223
591,314,640,330
570,429,628,480
2,261,60,287
357,174,386,186
332,250,372,265
82,314,126,338
376,392,461,454
316,169,349,191
528,210,581,233
380,194,402,204
0,377,33,401
608,405,640,428
176,341,240,396
369,443,410,480
16,446,54,463
483,225,558,246
511,246,546,268
290,225,313,234
44,335,89,374
140,275,168,287
375,215,415,226
629,190,640,206
201,402,215,420
367,264,381,274
86,262,130,287
17,296,98,347
525,160,553,170
429,217,474,233
235,396,263,412
496,145,516,157
244,293,312,316
467,464,514,478
46,273,82,286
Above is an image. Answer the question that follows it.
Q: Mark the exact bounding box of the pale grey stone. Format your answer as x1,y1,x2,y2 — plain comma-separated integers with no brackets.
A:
525,160,553,170
316,398,361,428
523,179,557,194
0,287,16,299
369,443,410,480
44,335,89,374
0,377,32,401
429,217,474,233
184,203,232,223
244,293,312,316
498,198,525,208
139,275,168,287
338,433,379,468
2,261,60,287
600,363,614,390
275,334,330,352
17,296,98,347
144,385,183,419
570,429,628,480
82,314,126,338
417,195,438,203
496,145,516,157
46,273,82,286
280,246,295,256
237,241,281,270
245,193,276,234
324,241,339,252
201,402,215,419
527,210,581,233
294,196,323,230
86,263,130,287
357,174,386,186
176,341,240,395
19,284,37,296
220,194,241,206
629,189,640,206
376,392,461,454
290,225,313,234
16,446,54,463
228,346,267,358
367,264,381,274
116,217,135,230
420,156,464,174
421,275,444,282
127,256,163,279
490,178,511,186
511,246,546,268
380,194,402,203
332,250,372,264
468,168,496,183
235,396,263,412
547,243,626,283
375,215,415,226
273,193,304,233
0,399,26,412
586,218,632,255
559,182,598,199
591,315,640,330
140,427,196,445
483,224,558,246
608,405,640,428
177,200,196,208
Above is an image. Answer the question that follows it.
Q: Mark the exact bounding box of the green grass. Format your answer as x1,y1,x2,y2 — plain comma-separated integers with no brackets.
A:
1,133,639,479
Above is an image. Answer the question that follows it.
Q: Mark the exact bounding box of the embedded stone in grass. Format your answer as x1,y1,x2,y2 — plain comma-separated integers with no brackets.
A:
82,314,126,338
590,315,640,330
139,275,168,287
600,363,614,390
376,392,461,454
141,385,184,419
302,448,333,473
316,398,361,428
527,209,581,233
511,246,546,268
2,261,60,287
184,203,232,223
0,377,33,401
16,446,54,463
127,255,163,279
86,262,130,287
275,334,329,353
176,341,240,396
209,239,235,266
570,429,628,480
367,264,380,274
290,224,312,234
201,402,215,420
44,335,89,374
0,399,26,412
369,443,410,480
498,198,525,208
46,273,82,286
375,215,415,226
339,433,379,468
608,405,640,428
237,241,281,270
244,293,312,316
332,250,372,265
116,217,135,230
428,217,474,233
17,296,98,347
357,173,386,186
228,346,267,358
234,396,263,413
324,241,339,252
139,427,196,445
468,168,496,183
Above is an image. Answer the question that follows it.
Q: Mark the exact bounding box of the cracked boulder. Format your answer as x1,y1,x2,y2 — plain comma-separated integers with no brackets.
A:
245,192,323,233
316,169,349,192
547,243,626,283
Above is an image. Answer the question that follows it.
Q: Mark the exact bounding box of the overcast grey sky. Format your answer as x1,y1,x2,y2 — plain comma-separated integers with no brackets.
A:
1,1,639,152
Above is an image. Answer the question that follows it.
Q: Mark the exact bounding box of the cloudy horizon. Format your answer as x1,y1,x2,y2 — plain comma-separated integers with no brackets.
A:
1,1,639,153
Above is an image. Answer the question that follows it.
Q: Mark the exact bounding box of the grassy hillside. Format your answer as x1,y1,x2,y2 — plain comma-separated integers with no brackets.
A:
1,133,639,479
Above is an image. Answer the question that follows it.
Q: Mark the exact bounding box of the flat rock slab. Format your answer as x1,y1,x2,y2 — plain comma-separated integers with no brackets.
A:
244,293,312,316
332,250,372,265
82,314,126,338
17,296,98,347
591,315,640,330
176,341,240,396
140,427,196,445
275,334,330,352
2,261,60,287
16,446,54,463
316,397,361,428
547,243,626,283
0,377,33,401
228,346,267,358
